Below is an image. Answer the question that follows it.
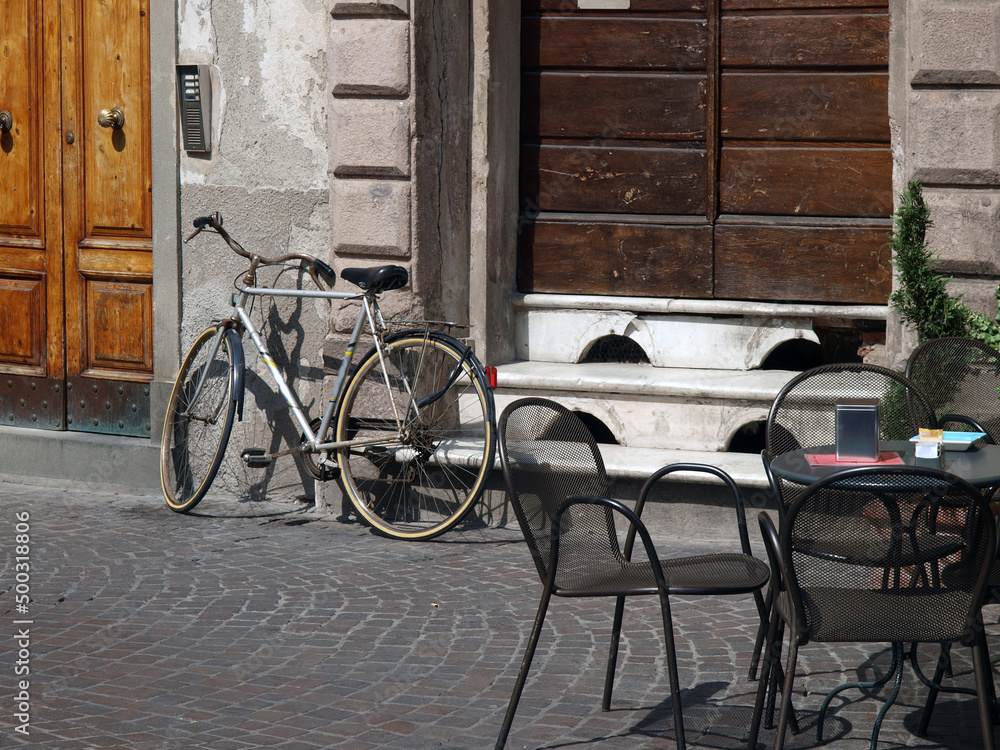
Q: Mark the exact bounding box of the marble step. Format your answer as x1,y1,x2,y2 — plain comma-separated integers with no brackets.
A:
492,361,796,453
512,292,886,370
596,443,767,489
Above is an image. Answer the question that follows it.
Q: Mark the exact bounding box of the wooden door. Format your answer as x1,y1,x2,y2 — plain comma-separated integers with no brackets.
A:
519,0,714,297
0,0,153,436
518,0,892,305
715,0,891,302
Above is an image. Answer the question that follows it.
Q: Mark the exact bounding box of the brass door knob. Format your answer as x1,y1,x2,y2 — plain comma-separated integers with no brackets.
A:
0,111,12,132
97,107,125,130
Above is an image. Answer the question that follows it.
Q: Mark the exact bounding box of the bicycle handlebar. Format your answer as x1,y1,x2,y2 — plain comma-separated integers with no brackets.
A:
186,212,337,290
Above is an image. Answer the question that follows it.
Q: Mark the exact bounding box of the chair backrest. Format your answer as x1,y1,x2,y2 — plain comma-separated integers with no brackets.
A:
498,398,614,581
780,466,994,645
765,363,938,509
767,363,938,456
905,336,1000,442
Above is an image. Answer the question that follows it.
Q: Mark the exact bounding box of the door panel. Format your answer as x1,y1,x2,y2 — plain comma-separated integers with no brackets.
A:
523,144,707,215
86,280,153,372
725,0,879,9
522,72,708,141
520,221,713,297
716,4,891,301
519,2,714,299
720,146,891,217
522,16,708,70
721,73,889,141
526,0,706,10
79,0,152,238
0,1,41,238
721,13,888,67
0,0,152,435
0,0,65,429
714,223,892,302
519,2,891,304
0,278,45,373
62,0,152,435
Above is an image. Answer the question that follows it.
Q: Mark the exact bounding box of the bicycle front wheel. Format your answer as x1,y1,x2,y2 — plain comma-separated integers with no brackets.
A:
161,325,242,512
335,331,496,540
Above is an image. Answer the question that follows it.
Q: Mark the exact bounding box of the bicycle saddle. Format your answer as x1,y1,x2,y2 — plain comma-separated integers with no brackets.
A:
341,265,408,293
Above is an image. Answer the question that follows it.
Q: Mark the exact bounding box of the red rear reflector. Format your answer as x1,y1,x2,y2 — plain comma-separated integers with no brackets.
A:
485,366,497,390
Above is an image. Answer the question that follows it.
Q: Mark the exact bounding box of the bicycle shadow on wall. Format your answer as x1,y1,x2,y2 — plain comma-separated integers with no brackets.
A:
196,268,328,519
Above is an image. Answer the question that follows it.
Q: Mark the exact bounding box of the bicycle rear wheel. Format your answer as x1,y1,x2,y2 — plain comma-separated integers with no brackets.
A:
161,325,242,512
335,331,496,540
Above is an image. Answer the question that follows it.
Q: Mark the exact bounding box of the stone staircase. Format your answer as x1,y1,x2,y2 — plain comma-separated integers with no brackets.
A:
492,293,889,492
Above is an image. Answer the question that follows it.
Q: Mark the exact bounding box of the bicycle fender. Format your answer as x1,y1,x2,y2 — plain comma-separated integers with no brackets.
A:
383,329,483,373
379,329,495,422
224,327,247,421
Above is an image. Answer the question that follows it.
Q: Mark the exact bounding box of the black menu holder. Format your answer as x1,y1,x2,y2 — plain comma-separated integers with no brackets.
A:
835,399,880,461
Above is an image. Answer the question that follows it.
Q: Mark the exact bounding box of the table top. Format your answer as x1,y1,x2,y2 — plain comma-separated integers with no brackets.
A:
770,439,1000,489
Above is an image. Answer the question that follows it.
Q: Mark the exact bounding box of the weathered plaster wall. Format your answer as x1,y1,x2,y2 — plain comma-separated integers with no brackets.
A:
177,0,330,336
177,0,332,500
891,0,1000,364
175,0,482,505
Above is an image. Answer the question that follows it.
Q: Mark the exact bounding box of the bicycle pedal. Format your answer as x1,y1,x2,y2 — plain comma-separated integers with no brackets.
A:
315,456,340,481
241,448,272,468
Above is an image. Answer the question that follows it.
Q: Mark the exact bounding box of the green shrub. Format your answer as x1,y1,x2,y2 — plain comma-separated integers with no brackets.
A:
889,180,1000,345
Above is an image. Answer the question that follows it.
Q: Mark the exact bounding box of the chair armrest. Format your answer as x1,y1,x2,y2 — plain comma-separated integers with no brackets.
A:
630,463,756,558
551,495,672,593
759,511,808,642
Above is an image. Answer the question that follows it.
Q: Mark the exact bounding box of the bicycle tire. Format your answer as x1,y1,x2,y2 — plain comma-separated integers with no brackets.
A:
334,331,496,540
161,325,243,512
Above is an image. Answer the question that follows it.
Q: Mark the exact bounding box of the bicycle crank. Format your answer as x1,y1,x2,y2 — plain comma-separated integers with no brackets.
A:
301,418,340,481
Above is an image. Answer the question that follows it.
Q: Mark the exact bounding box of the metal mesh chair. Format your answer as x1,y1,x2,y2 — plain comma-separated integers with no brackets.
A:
764,363,939,516
747,466,996,750
751,364,940,681
906,336,1000,442
494,397,769,750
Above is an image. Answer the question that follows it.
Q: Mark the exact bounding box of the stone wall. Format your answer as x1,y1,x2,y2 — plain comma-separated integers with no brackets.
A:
889,0,1000,365
327,0,471,332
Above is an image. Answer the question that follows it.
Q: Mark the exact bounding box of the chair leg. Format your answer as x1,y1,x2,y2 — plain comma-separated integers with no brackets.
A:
656,591,686,750
748,585,771,681
868,642,905,750
917,642,951,735
764,618,786,730
603,595,627,711
495,587,552,750
819,642,901,745
973,634,997,750
747,604,781,750
979,627,999,722
771,645,801,734
773,640,800,750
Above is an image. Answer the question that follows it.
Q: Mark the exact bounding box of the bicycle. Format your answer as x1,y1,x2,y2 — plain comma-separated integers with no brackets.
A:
160,213,497,540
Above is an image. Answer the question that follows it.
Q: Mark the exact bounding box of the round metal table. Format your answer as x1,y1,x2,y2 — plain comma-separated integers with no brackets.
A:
770,439,1000,489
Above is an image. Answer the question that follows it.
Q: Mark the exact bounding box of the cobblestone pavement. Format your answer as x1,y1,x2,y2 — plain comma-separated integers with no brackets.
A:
0,481,997,749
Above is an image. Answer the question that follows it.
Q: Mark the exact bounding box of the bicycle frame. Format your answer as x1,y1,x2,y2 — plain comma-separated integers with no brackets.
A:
210,278,461,463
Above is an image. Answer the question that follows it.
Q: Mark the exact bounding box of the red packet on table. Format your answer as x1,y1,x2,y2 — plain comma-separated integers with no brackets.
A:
805,452,904,466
